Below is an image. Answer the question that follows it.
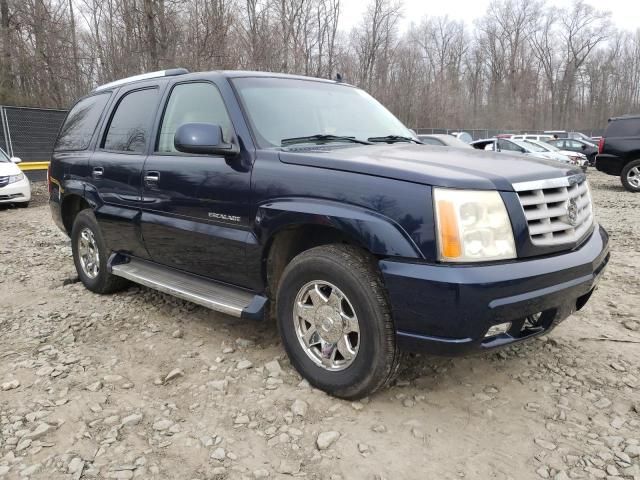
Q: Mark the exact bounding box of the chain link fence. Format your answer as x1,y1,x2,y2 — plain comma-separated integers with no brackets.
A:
0,106,68,161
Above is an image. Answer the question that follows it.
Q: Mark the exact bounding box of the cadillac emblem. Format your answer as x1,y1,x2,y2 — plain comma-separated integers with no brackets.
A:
567,198,578,226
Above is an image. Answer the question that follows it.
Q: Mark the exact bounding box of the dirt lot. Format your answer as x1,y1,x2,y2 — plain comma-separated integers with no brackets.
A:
0,172,639,480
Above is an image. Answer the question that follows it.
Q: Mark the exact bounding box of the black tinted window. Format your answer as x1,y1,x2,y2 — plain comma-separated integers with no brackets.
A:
55,93,110,151
607,119,640,138
103,88,158,153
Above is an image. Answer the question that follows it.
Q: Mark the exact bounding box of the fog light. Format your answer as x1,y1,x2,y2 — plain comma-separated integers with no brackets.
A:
485,322,511,337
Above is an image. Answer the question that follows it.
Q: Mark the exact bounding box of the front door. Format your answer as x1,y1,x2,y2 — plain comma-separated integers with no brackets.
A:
140,81,252,287
90,85,162,258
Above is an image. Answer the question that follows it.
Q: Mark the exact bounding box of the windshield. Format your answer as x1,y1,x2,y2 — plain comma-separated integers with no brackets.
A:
527,140,558,152
232,77,415,148
0,148,9,162
513,139,544,152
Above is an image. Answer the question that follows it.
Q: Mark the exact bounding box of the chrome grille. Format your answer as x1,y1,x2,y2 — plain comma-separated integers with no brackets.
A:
0,176,8,188
513,175,593,247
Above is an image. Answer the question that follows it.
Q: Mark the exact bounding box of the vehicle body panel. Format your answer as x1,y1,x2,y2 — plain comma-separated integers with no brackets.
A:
384,225,609,354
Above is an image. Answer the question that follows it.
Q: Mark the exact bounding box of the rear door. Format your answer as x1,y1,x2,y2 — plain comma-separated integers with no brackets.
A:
140,80,253,287
90,83,164,257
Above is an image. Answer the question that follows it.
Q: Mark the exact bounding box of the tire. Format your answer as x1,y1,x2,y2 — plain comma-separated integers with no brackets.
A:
16,202,29,208
71,209,129,294
621,159,640,192
276,244,402,399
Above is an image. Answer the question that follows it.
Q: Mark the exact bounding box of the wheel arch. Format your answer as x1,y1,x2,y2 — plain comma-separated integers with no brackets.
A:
60,193,91,234
257,198,423,296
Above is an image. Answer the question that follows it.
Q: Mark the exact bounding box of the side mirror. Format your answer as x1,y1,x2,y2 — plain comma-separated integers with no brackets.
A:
581,144,586,150
174,123,239,156
10,157,21,164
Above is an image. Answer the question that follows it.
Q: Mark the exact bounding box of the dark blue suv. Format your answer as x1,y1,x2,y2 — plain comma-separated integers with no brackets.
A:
49,69,609,399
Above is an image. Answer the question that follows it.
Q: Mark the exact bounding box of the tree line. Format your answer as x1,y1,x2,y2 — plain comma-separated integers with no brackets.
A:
0,0,639,131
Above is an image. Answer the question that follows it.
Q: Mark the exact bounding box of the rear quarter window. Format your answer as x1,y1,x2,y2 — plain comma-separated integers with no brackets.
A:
606,118,640,138
55,93,110,151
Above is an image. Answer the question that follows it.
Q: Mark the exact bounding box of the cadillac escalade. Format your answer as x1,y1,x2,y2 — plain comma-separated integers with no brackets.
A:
49,69,610,399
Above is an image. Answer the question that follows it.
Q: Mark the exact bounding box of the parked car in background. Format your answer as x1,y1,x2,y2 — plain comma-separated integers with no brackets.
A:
0,148,30,207
450,131,473,144
417,134,472,148
548,138,598,166
511,134,553,142
567,132,598,142
49,69,608,399
471,138,572,165
596,114,640,192
523,140,587,172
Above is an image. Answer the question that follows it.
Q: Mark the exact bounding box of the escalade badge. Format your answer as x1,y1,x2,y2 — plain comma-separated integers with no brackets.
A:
567,199,578,226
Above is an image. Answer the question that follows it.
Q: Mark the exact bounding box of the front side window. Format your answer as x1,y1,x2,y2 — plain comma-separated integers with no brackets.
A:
157,82,233,153
232,77,414,148
55,93,110,151
103,88,158,153
0,148,9,162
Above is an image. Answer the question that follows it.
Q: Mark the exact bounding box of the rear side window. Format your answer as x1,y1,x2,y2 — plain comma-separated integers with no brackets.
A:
607,119,640,138
157,82,233,153
55,93,110,151
103,88,158,153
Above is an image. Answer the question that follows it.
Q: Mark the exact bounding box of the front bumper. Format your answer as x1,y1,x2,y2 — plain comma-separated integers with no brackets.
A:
0,176,31,203
380,225,609,355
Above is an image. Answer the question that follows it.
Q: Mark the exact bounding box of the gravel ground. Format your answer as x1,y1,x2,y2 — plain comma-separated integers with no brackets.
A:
0,172,639,480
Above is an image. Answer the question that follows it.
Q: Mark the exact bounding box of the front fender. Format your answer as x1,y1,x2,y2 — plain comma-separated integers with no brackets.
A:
256,198,424,259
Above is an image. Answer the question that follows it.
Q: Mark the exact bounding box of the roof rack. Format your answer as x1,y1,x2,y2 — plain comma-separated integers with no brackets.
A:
94,68,189,92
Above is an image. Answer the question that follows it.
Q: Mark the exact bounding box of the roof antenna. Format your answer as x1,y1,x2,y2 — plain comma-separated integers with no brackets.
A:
335,73,343,83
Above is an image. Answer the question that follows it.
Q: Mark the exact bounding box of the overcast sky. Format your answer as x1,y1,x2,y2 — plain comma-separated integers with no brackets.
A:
339,0,640,33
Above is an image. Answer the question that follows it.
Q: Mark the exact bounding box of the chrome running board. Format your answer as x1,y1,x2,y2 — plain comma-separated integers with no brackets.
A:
109,256,266,320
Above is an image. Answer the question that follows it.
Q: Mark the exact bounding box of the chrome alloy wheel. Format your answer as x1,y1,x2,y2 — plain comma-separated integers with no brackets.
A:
628,166,640,189
293,281,360,371
78,227,100,279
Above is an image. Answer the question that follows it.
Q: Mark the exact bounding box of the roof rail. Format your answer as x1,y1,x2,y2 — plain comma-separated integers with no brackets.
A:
94,68,189,92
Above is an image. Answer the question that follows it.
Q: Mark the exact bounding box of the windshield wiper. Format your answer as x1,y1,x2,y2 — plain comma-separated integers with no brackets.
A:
368,135,421,144
281,134,373,146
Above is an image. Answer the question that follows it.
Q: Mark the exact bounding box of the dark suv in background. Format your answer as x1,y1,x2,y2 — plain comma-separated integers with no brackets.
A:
596,114,640,192
49,69,609,399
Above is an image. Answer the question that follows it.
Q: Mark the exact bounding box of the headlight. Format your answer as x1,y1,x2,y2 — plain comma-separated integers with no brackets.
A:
433,188,516,262
8,172,24,184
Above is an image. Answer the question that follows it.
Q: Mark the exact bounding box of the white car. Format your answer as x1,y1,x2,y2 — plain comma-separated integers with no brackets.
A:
511,134,554,142
0,148,31,207
471,138,566,162
523,140,588,172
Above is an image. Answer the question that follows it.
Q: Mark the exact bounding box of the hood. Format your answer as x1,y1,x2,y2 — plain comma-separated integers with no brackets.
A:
279,144,581,191
0,161,21,176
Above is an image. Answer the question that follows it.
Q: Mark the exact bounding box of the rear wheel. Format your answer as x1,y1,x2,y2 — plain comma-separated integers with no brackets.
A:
276,244,402,399
71,209,129,294
621,159,640,192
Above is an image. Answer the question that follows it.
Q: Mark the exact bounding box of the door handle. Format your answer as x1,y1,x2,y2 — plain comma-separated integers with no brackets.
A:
144,171,160,184
92,166,104,178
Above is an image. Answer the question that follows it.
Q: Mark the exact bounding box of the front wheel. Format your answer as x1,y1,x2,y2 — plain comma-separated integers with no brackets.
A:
71,209,129,294
621,159,640,192
276,244,402,399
